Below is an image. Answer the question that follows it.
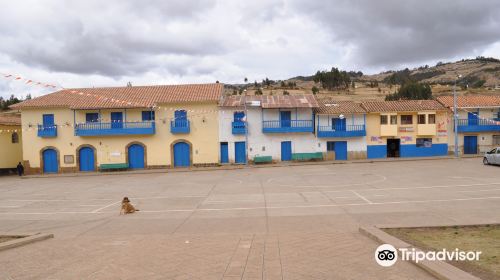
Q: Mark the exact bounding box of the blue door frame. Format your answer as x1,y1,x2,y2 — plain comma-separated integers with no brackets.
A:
173,142,190,167
79,147,95,172
280,111,291,127
235,141,246,164
464,135,478,154
281,141,292,161
220,142,229,164
128,144,145,169
43,149,58,173
111,112,123,129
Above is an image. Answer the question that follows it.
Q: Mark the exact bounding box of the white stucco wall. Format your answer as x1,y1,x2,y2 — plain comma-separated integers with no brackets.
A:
316,113,367,154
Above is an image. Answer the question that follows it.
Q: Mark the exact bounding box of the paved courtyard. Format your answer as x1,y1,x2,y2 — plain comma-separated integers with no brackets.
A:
0,158,499,279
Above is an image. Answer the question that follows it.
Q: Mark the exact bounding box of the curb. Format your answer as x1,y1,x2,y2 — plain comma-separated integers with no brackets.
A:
359,225,480,280
0,233,54,252
22,156,467,179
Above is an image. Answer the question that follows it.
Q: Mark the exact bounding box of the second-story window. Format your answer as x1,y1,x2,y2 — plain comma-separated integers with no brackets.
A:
86,113,99,123
401,115,413,125
418,114,426,124
428,114,436,124
42,114,54,128
11,132,19,143
390,115,397,125
142,111,155,121
380,115,388,125
234,112,245,122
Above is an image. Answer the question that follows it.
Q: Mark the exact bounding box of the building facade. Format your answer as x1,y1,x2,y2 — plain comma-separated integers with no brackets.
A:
11,84,223,174
437,95,500,155
0,114,23,171
362,100,449,159
219,95,322,163
314,100,367,160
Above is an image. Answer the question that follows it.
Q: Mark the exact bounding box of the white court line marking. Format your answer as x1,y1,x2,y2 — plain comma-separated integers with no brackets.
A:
351,190,373,204
1,196,499,215
322,182,500,193
285,174,388,188
79,205,104,207
91,201,121,213
5,199,114,202
459,189,500,193
131,195,205,200
0,206,21,208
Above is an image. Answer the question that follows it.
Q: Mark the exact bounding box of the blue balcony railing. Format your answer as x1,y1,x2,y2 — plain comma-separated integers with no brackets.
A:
170,119,190,134
457,118,500,133
37,125,57,137
317,125,366,138
232,121,246,135
75,121,155,136
262,120,314,133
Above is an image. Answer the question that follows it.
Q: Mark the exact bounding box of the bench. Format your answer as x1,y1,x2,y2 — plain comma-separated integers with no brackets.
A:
292,152,323,161
253,156,273,164
99,163,129,171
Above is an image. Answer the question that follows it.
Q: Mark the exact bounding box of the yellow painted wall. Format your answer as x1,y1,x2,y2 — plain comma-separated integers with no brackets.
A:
20,102,219,170
0,125,23,168
366,111,448,145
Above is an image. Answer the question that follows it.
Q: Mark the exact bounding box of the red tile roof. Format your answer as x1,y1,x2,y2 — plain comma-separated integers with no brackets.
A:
0,115,21,126
361,100,445,112
315,100,366,114
437,95,500,108
221,95,319,108
10,83,223,109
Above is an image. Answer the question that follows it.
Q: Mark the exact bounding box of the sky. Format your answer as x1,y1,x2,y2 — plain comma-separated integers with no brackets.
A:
1,0,500,99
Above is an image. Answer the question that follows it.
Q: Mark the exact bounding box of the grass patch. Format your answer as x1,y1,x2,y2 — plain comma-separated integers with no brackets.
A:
384,225,499,280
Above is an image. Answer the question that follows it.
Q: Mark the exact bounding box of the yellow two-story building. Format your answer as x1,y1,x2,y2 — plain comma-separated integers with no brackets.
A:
11,83,223,174
361,100,449,158
0,114,23,172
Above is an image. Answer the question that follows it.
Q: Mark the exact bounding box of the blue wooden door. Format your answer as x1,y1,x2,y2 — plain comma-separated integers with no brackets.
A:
280,111,291,127
43,149,58,173
128,144,145,169
220,142,229,164
235,141,246,164
333,118,346,131
464,136,478,154
467,112,478,126
174,110,187,127
281,141,292,161
334,141,348,160
173,142,190,167
43,114,54,127
234,112,245,122
79,147,95,171
111,112,123,129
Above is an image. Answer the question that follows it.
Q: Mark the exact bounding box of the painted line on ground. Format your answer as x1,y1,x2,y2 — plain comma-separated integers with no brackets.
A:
91,201,121,213
458,188,500,193
1,196,499,215
351,190,373,204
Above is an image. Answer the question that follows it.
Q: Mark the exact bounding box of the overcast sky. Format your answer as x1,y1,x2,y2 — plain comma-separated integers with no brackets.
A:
1,0,499,99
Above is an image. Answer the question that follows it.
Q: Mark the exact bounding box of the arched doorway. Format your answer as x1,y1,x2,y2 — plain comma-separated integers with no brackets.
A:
42,148,58,173
128,144,145,169
173,141,190,167
79,146,96,171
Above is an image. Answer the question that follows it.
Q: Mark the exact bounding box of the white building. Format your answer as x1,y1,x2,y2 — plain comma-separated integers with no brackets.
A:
219,95,322,163
314,100,367,160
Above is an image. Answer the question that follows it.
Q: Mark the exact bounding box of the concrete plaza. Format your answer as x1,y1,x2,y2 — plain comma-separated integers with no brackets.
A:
0,158,498,279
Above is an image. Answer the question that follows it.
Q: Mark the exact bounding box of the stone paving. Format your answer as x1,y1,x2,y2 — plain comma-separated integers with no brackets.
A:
0,158,499,279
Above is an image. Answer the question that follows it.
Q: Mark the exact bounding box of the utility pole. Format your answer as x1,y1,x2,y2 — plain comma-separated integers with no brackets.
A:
243,89,249,165
453,75,462,158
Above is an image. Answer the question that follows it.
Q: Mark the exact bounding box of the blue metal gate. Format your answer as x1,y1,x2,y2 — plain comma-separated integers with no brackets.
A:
464,136,478,154
220,142,229,164
43,149,58,173
281,141,292,161
235,141,246,164
335,141,348,160
79,147,95,171
128,144,145,169
173,142,190,167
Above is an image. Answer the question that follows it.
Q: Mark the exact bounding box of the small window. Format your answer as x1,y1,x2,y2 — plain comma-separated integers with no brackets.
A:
497,149,500,154
493,135,500,145
428,114,436,124
262,146,266,151
327,142,335,151
234,112,245,122
380,115,388,125
401,115,413,125
390,115,397,125
11,132,19,143
86,113,99,123
418,114,426,124
142,111,155,121
416,138,432,147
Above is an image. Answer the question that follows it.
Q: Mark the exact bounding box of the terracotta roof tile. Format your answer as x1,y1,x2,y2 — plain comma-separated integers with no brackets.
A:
220,95,319,108
361,100,445,112
437,95,500,108
315,99,366,114
10,83,223,109
0,115,21,126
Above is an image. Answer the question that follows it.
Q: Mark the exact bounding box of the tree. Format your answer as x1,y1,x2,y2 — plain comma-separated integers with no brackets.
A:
385,82,432,101
26,94,32,100
313,67,351,90
311,86,319,95
255,88,263,95
283,90,290,95
280,81,286,88
126,81,132,87
244,77,248,83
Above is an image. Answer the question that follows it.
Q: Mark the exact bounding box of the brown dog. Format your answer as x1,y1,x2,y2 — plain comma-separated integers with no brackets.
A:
120,197,139,214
